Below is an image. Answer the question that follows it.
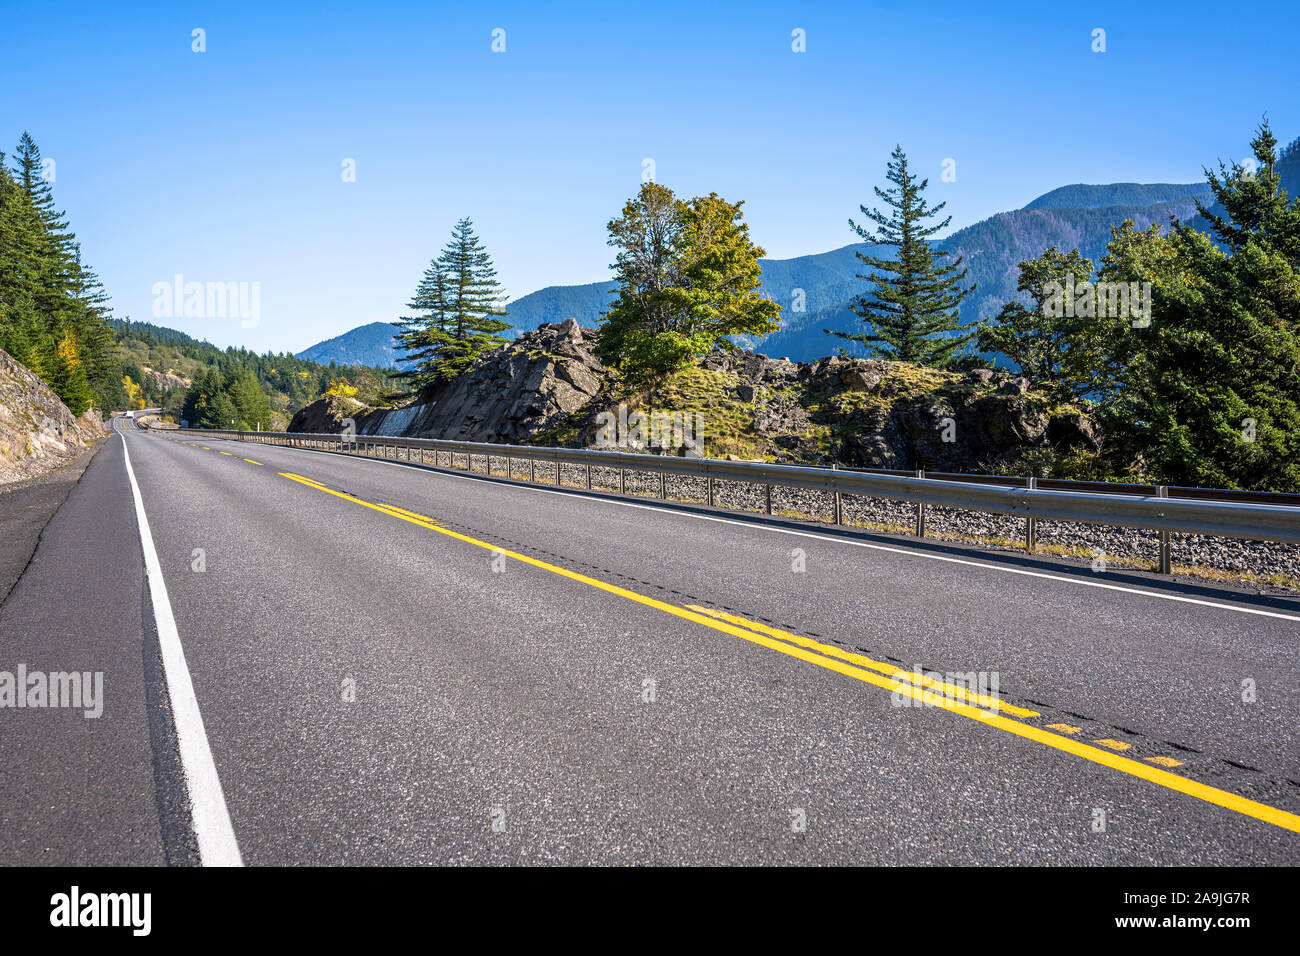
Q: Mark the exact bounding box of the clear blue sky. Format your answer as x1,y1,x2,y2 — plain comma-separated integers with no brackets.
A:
2,0,1296,353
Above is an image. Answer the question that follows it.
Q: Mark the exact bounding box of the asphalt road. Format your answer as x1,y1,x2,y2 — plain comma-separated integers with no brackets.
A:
2,416,1298,865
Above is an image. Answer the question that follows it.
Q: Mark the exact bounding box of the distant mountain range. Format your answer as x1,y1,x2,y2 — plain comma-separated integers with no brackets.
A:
299,146,1299,367
297,322,402,368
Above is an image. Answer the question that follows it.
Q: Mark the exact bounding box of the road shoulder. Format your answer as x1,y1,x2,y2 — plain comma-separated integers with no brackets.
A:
0,439,107,607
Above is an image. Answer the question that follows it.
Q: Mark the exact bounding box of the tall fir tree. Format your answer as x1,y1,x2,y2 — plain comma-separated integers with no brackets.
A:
395,218,511,387
226,367,273,429
829,145,974,366
1196,121,1300,262
0,152,48,370
391,259,453,389
13,133,77,324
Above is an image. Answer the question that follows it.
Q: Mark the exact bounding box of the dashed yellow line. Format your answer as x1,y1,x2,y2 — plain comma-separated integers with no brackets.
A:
276,470,1300,836
1093,738,1133,752
243,459,263,466
1047,723,1082,735
1146,756,1185,768
686,605,1038,718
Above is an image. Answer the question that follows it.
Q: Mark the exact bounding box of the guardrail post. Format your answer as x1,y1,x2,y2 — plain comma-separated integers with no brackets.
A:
530,457,535,483
1157,485,1171,574
765,483,772,515
587,464,593,490
554,454,561,486
707,474,715,508
619,467,626,495
1025,477,1037,553
660,472,666,500
915,469,926,537
832,463,842,525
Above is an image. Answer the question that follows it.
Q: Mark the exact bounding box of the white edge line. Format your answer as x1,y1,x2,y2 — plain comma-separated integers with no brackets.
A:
121,432,243,866
201,435,1300,624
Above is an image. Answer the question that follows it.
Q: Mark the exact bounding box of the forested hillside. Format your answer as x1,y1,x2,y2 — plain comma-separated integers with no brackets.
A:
113,319,399,428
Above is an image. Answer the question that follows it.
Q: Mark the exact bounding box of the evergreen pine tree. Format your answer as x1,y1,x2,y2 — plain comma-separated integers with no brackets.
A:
0,154,49,368
829,145,975,366
1196,121,1300,261
226,368,272,429
424,218,511,383
13,133,77,323
391,259,453,389
67,245,118,404
204,386,237,429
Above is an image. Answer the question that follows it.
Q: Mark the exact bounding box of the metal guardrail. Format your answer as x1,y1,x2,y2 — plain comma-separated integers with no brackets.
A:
178,428,1300,570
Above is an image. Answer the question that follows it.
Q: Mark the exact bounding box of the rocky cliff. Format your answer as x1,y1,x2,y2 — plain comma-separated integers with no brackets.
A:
288,320,1099,473
0,348,107,485
291,318,611,444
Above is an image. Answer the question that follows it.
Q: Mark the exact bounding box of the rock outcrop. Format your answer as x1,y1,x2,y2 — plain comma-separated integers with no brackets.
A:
291,321,1099,472
287,393,375,434
350,318,611,444
0,348,106,485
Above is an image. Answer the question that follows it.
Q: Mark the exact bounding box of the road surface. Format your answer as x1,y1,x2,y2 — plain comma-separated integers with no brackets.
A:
2,416,1298,865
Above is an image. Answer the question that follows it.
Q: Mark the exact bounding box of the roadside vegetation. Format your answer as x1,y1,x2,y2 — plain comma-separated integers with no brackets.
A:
534,123,1300,492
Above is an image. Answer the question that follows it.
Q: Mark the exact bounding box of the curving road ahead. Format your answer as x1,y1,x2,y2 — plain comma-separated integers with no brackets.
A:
2,416,1298,865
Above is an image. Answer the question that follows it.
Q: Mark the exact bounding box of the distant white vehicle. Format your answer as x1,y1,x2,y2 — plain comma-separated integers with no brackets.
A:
126,411,135,419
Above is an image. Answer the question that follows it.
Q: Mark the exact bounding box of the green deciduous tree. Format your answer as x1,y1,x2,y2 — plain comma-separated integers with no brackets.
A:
49,330,93,417
597,183,781,384
976,246,1099,393
830,145,974,366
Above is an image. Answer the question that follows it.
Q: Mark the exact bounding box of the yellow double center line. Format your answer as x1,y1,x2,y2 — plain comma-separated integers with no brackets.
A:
277,470,1300,835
